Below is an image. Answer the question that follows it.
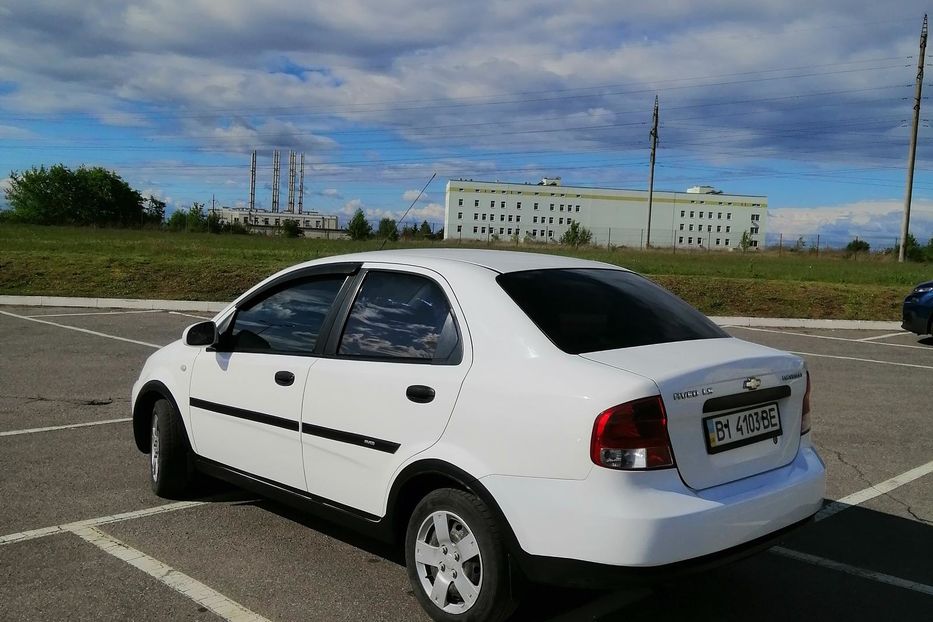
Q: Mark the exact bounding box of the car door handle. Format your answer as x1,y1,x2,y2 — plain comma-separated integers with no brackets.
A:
274,371,295,386
406,385,435,404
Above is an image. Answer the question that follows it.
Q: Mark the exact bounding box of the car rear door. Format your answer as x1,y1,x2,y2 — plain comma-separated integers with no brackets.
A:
300,264,471,517
188,265,357,490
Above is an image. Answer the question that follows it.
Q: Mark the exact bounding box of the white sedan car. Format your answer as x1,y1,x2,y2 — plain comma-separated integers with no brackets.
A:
132,249,825,622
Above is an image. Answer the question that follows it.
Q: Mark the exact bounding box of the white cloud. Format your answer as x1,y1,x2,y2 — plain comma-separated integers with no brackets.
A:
402,189,431,203
0,124,35,139
341,198,364,216
769,199,933,247
317,188,342,198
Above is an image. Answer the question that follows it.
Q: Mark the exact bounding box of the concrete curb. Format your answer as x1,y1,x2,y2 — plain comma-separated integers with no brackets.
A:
0,295,904,331
0,295,226,313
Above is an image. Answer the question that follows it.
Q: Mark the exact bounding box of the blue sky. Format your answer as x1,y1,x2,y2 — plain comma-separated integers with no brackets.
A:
2,0,933,246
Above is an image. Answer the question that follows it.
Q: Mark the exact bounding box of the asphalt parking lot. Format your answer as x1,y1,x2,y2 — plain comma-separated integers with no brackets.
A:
1,305,931,621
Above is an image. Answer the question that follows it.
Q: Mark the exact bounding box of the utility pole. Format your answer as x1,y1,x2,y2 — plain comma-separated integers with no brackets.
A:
646,95,659,249
900,14,927,262
287,151,296,213
248,150,257,212
298,153,305,214
271,150,281,213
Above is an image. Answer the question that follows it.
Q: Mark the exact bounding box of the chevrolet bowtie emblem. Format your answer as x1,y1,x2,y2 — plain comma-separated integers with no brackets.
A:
743,377,762,391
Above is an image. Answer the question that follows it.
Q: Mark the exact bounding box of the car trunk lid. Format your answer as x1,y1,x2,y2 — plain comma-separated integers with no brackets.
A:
581,337,806,490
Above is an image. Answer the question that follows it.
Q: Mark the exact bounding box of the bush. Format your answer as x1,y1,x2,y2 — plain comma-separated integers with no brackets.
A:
846,239,870,255
347,208,372,240
281,219,301,238
559,221,593,247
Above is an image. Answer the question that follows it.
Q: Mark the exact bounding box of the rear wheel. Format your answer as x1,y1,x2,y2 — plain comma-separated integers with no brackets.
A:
149,398,192,497
405,488,517,622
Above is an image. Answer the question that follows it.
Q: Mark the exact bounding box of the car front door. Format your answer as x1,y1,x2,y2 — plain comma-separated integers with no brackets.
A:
189,269,353,490
300,265,472,517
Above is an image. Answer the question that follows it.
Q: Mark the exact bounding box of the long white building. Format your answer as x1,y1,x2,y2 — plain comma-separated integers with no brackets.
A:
444,178,767,250
211,207,340,237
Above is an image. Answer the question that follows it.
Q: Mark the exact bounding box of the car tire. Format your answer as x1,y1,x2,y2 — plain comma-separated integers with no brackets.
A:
405,488,518,622
149,398,191,498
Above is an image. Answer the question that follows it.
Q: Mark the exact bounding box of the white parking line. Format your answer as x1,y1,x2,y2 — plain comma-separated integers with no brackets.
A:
0,309,160,348
26,310,162,318
0,500,207,546
790,351,933,370
0,418,132,437
816,458,933,522
856,331,911,342
771,547,933,596
71,525,270,622
731,326,929,351
168,311,213,320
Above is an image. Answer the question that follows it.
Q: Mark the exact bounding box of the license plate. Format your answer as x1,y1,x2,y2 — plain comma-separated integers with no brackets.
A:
703,402,782,454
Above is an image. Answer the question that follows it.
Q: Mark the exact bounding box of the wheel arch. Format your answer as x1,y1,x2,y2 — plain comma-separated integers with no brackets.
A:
384,459,522,556
132,380,189,454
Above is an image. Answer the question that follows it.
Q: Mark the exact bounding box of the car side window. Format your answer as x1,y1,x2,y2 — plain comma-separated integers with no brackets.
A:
338,271,459,361
227,276,346,354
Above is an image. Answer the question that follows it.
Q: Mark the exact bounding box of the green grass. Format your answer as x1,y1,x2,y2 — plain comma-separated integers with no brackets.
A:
1,224,927,320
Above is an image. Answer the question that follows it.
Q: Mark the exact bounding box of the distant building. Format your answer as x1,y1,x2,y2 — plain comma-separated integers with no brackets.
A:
444,178,767,250
211,207,342,238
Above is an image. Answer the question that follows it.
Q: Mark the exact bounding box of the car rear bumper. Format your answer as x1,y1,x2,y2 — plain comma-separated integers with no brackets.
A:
482,440,825,577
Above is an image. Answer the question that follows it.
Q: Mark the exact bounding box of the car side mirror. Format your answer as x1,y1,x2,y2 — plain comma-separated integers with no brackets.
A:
184,321,218,346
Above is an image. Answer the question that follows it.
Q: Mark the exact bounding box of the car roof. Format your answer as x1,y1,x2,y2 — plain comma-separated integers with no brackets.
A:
311,248,626,275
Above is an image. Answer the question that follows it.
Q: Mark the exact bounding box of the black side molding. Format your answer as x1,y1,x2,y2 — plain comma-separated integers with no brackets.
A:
190,397,300,431
703,385,791,413
302,422,400,454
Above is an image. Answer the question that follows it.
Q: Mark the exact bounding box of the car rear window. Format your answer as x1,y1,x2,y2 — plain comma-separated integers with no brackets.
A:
497,268,727,354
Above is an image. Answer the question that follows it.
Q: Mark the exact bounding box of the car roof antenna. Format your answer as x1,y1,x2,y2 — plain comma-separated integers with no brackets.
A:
380,171,437,250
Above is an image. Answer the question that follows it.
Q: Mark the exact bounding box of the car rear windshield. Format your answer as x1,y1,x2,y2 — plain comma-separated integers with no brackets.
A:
497,268,727,354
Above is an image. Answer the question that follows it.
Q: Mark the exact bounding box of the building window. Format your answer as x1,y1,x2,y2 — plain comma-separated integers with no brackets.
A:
688,237,693,244
566,217,571,224
458,198,463,206
549,217,554,224
501,201,506,208
508,228,512,235
457,212,462,219
517,202,522,209
499,227,504,234
490,200,495,208
558,218,563,224
679,224,684,231
474,199,479,207
708,212,713,218
500,214,505,222
707,225,712,232
690,211,694,218
698,212,703,220
473,226,478,233
680,210,685,217
481,227,486,234
534,203,539,210
751,240,758,247
548,230,553,237
678,236,684,244
550,204,554,210
726,226,731,233
689,224,694,231
750,227,759,234
533,216,538,223
473,213,478,220
559,205,564,211
751,214,760,221
575,205,580,212
717,212,722,219
516,215,521,222
716,238,720,245
264,218,269,225
457,225,462,232
725,239,730,246
716,225,721,232
727,213,732,220
482,214,486,220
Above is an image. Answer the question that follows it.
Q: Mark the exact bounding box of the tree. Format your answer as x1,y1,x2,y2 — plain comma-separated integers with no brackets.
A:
845,238,870,255
418,220,433,238
4,164,145,227
739,230,752,252
900,233,925,262
186,203,207,232
559,221,593,247
377,217,398,241
206,210,224,234
347,208,373,240
166,210,187,232
144,195,166,226
281,218,301,238
399,224,416,240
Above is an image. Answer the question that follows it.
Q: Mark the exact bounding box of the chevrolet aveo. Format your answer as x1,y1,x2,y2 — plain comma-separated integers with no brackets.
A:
132,249,825,622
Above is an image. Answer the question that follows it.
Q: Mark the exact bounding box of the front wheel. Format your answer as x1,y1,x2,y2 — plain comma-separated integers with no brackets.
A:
149,398,192,497
405,488,517,622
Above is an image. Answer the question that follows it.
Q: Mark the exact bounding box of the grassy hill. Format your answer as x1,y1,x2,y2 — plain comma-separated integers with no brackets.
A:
1,224,927,320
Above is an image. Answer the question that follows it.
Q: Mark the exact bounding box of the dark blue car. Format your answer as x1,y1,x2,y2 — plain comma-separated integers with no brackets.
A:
902,280,933,336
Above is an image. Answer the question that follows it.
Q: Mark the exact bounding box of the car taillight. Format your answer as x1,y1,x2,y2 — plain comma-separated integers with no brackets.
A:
801,371,812,435
590,396,675,470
